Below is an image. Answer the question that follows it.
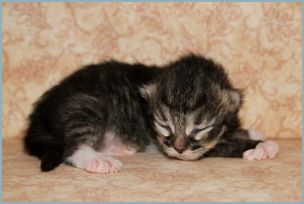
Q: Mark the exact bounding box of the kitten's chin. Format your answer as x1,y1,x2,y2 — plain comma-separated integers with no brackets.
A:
163,148,204,161
170,154,201,161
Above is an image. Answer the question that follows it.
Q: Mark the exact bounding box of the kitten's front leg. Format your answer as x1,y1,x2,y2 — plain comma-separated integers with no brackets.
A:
204,129,279,160
65,145,123,174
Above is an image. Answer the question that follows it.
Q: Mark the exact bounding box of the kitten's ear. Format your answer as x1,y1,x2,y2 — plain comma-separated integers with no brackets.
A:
139,84,157,99
226,89,243,111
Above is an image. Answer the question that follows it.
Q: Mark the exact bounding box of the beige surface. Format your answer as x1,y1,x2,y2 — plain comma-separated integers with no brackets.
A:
3,138,302,202
2,2,302,139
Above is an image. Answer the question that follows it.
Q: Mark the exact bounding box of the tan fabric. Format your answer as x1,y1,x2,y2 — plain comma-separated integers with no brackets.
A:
3,138,302,201
2,2,302,139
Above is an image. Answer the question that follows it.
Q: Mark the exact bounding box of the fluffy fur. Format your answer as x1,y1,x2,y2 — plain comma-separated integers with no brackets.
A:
141,54,277,160
24,61,162,172
24,54,278,173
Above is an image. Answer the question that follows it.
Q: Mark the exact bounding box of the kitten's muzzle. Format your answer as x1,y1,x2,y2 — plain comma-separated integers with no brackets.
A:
173,138,189,154
174,146,187,154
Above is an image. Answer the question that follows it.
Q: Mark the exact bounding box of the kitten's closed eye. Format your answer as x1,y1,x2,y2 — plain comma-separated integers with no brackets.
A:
154,121,172,137
191,126,214,140
194,125,226,142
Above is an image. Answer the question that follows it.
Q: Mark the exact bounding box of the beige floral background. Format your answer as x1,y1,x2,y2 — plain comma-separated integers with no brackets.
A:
2,2,302,139
2,2,303,201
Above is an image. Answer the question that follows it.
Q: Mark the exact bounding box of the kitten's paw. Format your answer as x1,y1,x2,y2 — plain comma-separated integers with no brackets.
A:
65,145,124,173
243,140,279,161
86,157,123,174
248,129,263,140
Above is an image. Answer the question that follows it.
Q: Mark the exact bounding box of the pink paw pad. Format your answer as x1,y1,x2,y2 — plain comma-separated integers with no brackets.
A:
243,140,279,161
85,157,123,174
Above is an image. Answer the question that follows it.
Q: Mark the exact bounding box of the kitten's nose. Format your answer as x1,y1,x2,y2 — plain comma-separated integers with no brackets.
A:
174,138,188,154
174,146,186,154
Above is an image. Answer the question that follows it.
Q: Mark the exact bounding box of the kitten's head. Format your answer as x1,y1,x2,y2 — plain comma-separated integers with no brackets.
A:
141,54,243,160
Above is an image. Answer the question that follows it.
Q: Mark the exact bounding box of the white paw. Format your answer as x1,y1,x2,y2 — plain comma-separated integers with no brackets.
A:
243,140,279,161
85,157,123,174
248,129,263,140
65,145,123,174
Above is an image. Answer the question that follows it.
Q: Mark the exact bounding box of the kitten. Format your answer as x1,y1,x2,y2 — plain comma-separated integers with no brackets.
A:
141,54,279,161
24,61,162,173
24,54,279,174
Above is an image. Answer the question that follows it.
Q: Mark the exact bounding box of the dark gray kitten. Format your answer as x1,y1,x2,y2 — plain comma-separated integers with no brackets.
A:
24,54,279,174
24,61,162,173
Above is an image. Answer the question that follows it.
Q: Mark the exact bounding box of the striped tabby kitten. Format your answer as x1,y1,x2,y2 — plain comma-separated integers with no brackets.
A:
141,54,278,161
24,54,278,174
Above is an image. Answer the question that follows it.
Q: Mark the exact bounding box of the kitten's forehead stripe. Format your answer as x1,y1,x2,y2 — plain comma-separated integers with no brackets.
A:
195,118,216,130
162,107,175,133
185,113,198,135
154,117,169,127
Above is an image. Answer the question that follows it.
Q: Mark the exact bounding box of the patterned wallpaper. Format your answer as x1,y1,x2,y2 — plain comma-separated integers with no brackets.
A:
2,2,302,139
